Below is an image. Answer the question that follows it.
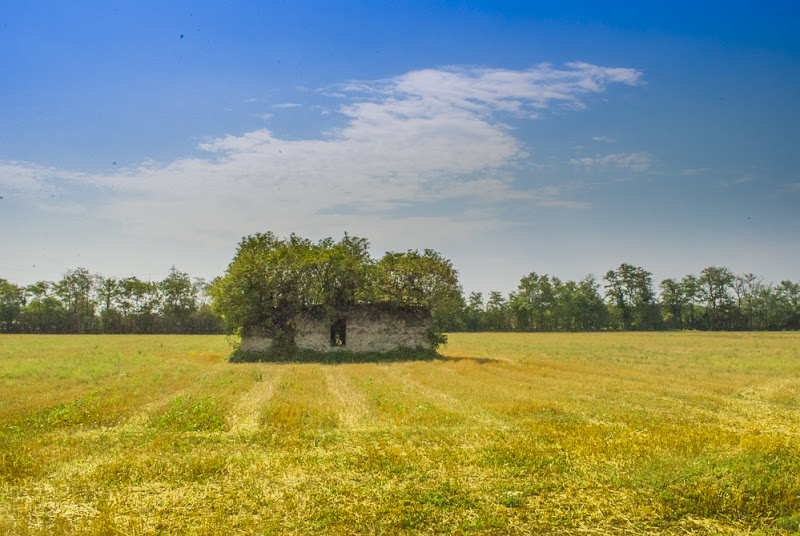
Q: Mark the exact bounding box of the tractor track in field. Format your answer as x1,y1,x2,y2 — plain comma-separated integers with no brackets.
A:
229,365,283,434
322,366,370,427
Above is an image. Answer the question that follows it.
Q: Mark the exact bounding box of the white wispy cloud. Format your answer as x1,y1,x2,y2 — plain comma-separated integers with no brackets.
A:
592,136,615,143
570,152,651,173
0,161,85,196
273,102,302,109
344,62,641,117
3,63,641,245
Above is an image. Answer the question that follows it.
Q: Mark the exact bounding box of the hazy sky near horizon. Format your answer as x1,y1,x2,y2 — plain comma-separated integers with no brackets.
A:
2,1,799,295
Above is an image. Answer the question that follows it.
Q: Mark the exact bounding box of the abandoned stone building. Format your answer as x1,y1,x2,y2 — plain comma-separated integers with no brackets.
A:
240,304,433,354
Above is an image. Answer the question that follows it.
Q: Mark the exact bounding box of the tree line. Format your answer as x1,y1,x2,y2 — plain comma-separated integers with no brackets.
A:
2,258,798,336
433,264,800,332
0,267,223,334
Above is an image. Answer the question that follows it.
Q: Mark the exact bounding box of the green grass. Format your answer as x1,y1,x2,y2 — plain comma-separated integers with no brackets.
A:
0,332,799,535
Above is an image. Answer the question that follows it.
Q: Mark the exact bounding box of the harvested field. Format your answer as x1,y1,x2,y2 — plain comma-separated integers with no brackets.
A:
1,332,799,534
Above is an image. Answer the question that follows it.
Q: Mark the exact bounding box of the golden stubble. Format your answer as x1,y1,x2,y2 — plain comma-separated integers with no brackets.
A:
0,332,798,535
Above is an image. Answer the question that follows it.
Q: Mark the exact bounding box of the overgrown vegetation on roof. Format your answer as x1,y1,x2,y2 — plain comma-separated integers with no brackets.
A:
208,232,462,355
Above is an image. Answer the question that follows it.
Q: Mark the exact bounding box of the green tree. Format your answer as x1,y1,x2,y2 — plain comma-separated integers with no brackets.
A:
659,278,687,329
551,277,606,332
118,276,160,333
604,264,655,330
681,274,702,329
513,272,556,331
374,249,462,312
308,234,375,311
188,277,224,334
21,281,66,333
211,232,301,350
194,278,212,307
574,275,608,331
0,278,25,333
374,248,462,344
485,291,510,331
698,266,734,330
551,278,577,331
730,273,761,330
159,267,197,333
54,268,96,333
432,292,467,332
774,280,800,330
95,275,122,333
464,292,485,332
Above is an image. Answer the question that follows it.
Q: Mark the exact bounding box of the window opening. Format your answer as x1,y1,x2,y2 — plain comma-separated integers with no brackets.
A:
330,318,346,347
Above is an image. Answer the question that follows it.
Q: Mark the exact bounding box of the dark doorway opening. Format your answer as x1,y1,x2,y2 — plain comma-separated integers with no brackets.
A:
330,318,346,347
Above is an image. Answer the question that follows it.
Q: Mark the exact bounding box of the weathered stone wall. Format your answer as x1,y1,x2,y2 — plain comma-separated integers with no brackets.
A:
347,305,432,352
240,336,272,353
293,315,331,352
241,305,432,354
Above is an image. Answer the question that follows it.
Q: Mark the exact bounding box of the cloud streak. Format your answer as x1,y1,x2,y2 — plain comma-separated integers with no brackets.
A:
570,152,651,173
1,63,642,245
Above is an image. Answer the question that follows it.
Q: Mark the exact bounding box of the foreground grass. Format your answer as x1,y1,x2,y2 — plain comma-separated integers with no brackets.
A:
0,332,798,535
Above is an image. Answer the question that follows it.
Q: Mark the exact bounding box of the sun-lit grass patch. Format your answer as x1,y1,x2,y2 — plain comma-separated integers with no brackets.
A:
0,332,798,534
152,394,227,432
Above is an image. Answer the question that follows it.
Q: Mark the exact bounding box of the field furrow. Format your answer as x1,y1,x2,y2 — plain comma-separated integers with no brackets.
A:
229,364,283,434
322,365,370,427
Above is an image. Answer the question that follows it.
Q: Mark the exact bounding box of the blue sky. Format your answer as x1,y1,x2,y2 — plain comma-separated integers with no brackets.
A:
2,1,799,296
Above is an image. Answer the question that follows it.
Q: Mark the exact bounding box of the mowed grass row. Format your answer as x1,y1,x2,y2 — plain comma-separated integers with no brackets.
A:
0,332,798,535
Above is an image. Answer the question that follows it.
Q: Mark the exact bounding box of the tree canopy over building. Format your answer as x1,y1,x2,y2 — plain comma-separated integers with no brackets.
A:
208,232,462,352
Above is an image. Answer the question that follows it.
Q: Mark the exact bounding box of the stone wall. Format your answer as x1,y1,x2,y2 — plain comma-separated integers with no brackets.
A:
241,305,432,354
240,336,272,353
296,305,432,353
